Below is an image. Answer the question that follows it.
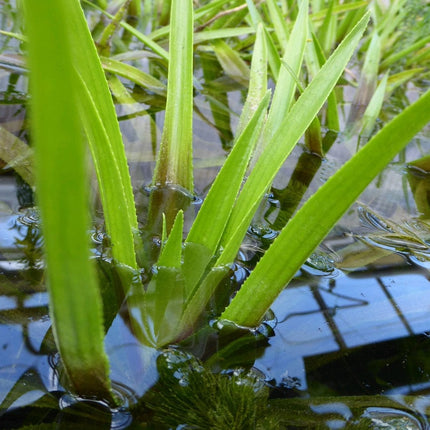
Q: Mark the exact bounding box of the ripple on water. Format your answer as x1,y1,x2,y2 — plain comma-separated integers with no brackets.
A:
17,207,40,227
58,381,135,430
360,407,424,430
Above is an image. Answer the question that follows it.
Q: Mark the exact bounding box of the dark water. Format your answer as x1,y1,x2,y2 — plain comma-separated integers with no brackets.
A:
1,4,430,428
2,174,430,428
1,92,430,428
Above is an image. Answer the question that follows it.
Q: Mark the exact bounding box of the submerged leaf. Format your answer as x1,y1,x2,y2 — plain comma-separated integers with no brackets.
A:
0,127,34,186
128,267,186,347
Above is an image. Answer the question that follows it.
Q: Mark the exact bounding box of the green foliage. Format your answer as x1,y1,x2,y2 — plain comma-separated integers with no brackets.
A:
23,0,112,399
17,0,430,403
222,88,430,326
152,0,194,193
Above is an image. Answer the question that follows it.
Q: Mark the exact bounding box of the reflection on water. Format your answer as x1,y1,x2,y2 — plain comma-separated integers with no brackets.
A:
254,261,430,394
2,171,430,427
0,36,429,428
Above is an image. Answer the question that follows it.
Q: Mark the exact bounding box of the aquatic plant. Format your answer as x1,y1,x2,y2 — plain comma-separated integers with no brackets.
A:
20,0,430,404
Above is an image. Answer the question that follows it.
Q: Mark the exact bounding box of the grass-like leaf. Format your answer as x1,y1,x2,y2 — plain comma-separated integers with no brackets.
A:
346,30,381,132
217,12,370,267
101,57,166,94
68,1,139,271
318,0,337,54
183,92,270,304
222,88,430,326
23,0,112,399
212,39,250,87
82,0,169,61
158,210,184,268
236,24,268,138
186,93,270,266
263,0,309,142
130,211,186,347
360,73,388,136
265,0,289,52
152,0,194,191
194,27,254,43
309,32,340,131
245,0,281,79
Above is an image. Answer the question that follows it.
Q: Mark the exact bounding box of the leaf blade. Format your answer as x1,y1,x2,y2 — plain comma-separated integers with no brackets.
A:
23,0,112,399
222,88,430,326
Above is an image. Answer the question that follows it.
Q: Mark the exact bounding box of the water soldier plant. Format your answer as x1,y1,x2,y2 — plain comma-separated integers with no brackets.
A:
21,0,430,406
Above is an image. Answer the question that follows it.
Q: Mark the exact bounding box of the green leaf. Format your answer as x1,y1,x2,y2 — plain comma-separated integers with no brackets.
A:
23,0,112,399
67,1,140,271
236,23,268,137
245,0,281,79
152,0,194,191
97,0,131,56
360,73,388,136
346,30,381,132
0,127,34,186
212,39,250,87
309,32,340,131
158,210,184,268
182,92,269,304
129,267,186,347
263,0,309,142
218,12,370,267
74,73,138,271
186,92,270,267
304,115,323,155
318,0,337,54
101,57,166,94
310,1,368,22
108,74,137,104
194,27,255,43
222,88,430,326
386,68,424,95
265,0,289,52
82,0,169,61
380,34,430,70
180,265,229,335
0,367,47,412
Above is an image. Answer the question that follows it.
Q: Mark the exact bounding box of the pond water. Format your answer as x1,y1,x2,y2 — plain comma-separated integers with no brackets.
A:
1,2,430,429
1,129,430,428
